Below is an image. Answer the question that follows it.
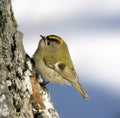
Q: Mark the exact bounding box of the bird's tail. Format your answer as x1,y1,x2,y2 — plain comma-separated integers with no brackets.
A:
72,82,89,99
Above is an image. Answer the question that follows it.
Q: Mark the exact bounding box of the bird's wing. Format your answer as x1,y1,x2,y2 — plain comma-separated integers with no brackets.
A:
43,57,78,83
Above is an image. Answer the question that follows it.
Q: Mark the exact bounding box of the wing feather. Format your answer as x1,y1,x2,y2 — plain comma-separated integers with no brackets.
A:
43,57,78,83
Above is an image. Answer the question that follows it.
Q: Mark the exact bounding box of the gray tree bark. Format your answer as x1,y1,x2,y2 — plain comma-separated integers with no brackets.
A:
0,0,59,118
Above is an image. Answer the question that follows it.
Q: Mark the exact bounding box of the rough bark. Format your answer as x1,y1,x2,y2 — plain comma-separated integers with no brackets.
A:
0,0,59,118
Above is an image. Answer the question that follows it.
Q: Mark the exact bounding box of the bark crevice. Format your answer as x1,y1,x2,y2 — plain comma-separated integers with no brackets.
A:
0,0,59,118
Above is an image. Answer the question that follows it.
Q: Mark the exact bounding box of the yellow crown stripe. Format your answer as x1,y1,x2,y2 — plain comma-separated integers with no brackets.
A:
48,35,63,45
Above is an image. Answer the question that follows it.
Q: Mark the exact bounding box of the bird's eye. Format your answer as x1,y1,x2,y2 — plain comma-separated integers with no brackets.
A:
47,41,51,46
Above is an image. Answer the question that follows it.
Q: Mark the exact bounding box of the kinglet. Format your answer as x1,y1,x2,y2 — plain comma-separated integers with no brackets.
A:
33,35,88,99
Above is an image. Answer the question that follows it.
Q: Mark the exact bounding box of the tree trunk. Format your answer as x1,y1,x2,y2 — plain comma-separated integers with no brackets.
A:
0,0,59,118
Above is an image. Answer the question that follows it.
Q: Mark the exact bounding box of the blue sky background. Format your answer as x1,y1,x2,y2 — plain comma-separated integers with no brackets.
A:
12,0,120,118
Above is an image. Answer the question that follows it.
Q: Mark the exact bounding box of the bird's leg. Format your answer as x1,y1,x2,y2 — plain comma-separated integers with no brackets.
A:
40,80,49,86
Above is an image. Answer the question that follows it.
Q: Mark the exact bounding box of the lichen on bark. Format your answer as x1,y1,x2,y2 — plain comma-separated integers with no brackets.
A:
0,0,59,118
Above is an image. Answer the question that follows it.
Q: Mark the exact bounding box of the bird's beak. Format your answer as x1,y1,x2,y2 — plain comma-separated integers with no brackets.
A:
40,35,45,39
40,35,46,44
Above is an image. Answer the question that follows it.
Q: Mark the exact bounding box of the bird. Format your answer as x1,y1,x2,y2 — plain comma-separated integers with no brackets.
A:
33,35,89,99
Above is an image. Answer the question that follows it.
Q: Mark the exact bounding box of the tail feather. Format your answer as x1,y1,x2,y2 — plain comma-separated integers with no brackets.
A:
72,82,89,99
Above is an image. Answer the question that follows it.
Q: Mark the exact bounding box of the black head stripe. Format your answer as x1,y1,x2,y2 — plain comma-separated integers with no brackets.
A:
46,35,63,45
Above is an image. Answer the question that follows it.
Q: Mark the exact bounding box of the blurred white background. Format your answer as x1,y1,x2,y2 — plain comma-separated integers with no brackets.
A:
12,0,120,118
